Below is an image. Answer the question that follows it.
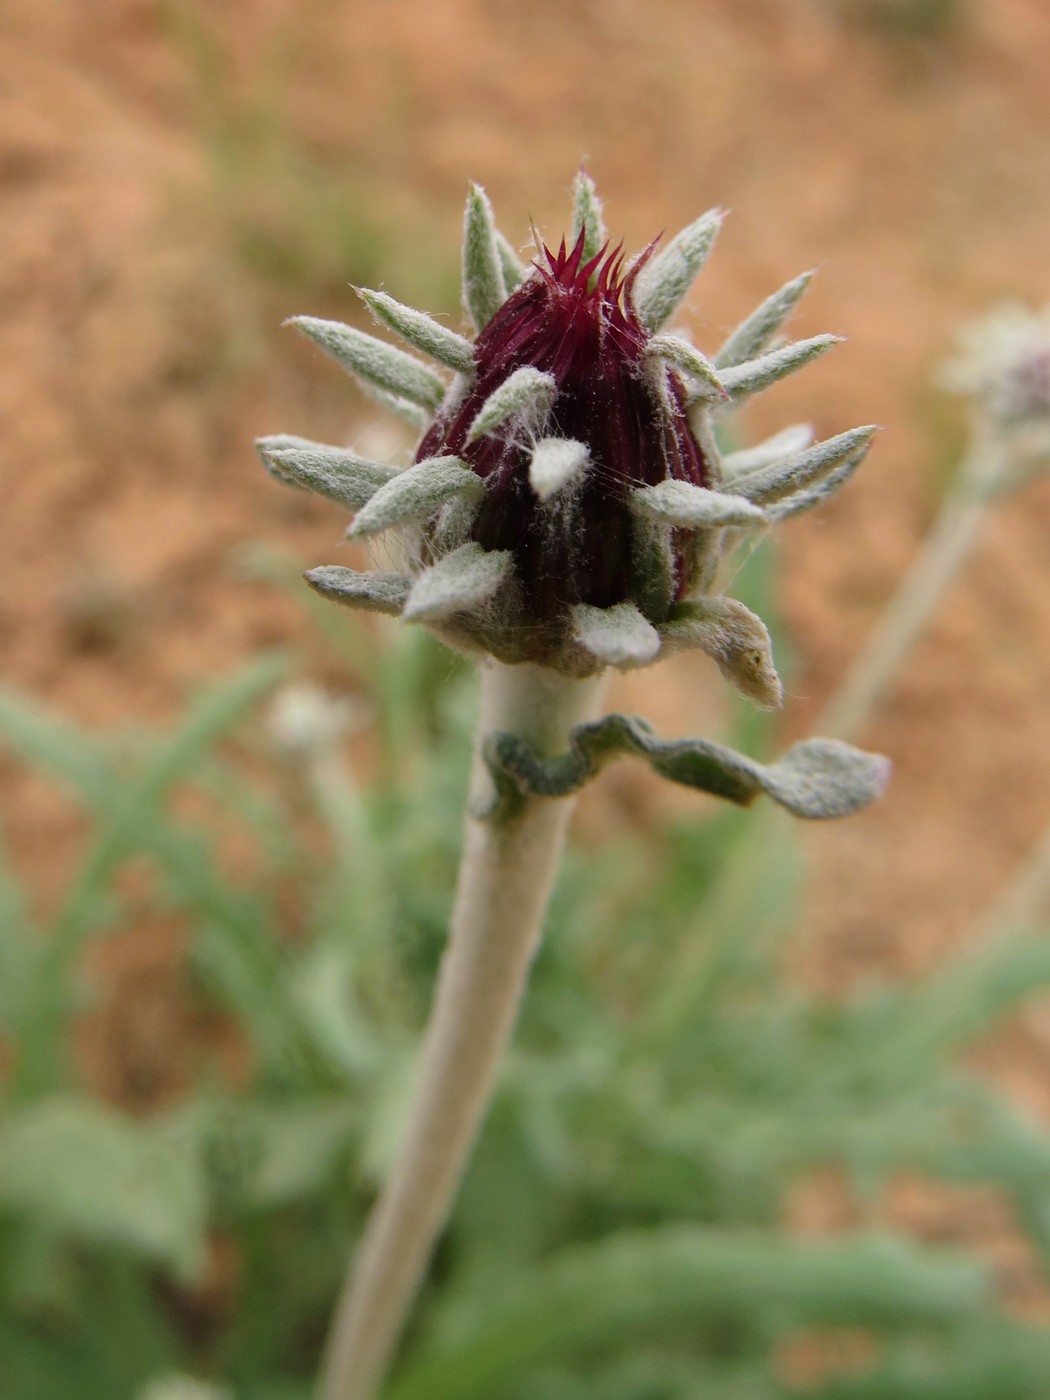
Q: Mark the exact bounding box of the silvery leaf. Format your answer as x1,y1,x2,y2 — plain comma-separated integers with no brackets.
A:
403,544,512,622
715,270,815,369
462,183,508,332
572,602,661,668
348,456,482,538
633,208,725,332
357,288,475,373
289,316,446,410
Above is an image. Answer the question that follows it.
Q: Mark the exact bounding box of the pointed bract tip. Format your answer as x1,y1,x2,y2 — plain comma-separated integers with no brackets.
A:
529,438,590,501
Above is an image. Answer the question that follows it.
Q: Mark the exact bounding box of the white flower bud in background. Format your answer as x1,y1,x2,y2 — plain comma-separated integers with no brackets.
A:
266,682,364,761
138,1376,232,1400
941,302,1050,455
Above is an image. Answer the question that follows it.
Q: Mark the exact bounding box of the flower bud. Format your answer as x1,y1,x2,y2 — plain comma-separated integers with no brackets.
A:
263,176,876,699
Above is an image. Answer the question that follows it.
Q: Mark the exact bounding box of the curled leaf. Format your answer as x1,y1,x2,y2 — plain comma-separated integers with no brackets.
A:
647,335,728,403
483,714,889,821
660,597,783,708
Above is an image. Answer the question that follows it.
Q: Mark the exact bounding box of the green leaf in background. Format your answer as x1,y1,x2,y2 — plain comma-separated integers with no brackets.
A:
389,1228,988,1400
1,653,290,1097
0,1315,140,1400
189,1097,359,1213
0,1097,207,1282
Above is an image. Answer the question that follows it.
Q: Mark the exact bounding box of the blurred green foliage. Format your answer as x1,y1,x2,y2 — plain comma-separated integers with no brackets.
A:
2,545,1050,1400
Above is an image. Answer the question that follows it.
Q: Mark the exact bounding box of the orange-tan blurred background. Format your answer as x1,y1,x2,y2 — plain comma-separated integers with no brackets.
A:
5,0,1050,1279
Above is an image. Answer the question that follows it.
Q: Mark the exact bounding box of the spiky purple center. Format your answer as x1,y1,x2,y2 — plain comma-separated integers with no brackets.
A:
416,230,711,614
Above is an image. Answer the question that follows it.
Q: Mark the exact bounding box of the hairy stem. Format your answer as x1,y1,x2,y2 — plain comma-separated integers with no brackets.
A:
821,431,1004,742
319,661,606,1400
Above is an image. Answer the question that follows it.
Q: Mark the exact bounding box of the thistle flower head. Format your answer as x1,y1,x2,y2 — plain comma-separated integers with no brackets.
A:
258,175,876,704
941,302,1050,444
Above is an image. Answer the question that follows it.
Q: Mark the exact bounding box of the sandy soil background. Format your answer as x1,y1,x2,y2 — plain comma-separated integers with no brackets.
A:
4,0,1050,1305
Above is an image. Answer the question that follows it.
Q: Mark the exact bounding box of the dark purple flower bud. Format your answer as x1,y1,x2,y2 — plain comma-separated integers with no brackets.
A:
415,232,711,626
262,178,873,696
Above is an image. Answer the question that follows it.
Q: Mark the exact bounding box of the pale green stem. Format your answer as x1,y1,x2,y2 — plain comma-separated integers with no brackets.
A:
975,821,1050,937
819,420,1050,971
319,661,607,1400
820,428,1004,743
